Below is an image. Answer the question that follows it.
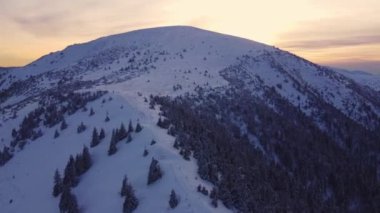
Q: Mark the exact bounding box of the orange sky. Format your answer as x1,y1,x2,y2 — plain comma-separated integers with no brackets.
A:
0,0,379,73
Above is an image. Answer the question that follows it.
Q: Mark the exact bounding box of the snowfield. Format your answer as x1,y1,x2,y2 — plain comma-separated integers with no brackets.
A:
0,91,230,213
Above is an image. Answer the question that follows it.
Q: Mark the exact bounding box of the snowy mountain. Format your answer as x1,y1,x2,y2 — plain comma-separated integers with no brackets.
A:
335,69,380,92
1,26,379,212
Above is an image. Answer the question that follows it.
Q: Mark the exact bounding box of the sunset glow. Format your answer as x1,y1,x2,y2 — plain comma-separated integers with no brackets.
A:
1,0,379,72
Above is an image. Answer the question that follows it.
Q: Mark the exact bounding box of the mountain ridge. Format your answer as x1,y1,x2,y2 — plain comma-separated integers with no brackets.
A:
1,26,379,212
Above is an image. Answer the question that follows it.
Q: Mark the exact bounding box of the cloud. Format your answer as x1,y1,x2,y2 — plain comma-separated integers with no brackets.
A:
279,35,380,49
1,0,168,38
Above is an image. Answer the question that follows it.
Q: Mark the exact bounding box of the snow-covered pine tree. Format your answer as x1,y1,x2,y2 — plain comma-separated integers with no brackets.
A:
77,122,86,133
90,128,100,147
99,128,105,140
135,122,142,133
52,169,63,197
89,108,95,116
74,154,84,176
54,130,60,138
0,146,13,166
143,148,148,157
119,123,128,140
122,177,139,213
120,175,128,197
150,140,156,146
60,118,68,130
108,130,117,156
63,155,78,187
169,189,179,208
128,120,134,133
59,187,79,213
147,158,162,185
11,128,17,138
82,146,92,172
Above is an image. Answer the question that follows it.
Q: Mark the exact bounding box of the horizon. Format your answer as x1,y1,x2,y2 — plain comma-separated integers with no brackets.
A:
0,0,379,73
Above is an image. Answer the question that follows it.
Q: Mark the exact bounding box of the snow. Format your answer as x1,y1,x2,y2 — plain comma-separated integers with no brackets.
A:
1,25,380,212
335,69,380,92
0,92,229,212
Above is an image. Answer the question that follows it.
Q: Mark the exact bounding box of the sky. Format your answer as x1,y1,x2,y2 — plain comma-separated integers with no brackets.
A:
0,0,379,73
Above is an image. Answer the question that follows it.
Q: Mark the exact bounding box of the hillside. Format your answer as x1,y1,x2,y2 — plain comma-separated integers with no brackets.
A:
1,26,379,212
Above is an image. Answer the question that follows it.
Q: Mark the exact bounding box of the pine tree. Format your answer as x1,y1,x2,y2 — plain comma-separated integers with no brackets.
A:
128,120,134,133
120,175,127,197
11,128,17,138
53,169,63,197
150,140,156,146
54,130,60,139
169,189,179,209
90,128,100,147
60,118,68,130
105,115,110,122
143,148,148,157
197,184,202,192
75,154,84,176
63,155,78,187
135,122,142,133
157,117,163,127
119,123,128,140
122,177,139,213
82,146,92,172
173,139,179,149
59,187,79,213
89,108,95,116
108,130,117,156
147,158,162,185
99,128,105,140
0,146,13,166
77,122,86,133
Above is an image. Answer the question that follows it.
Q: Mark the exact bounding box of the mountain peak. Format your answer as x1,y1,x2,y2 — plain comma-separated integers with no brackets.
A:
1,26,380,213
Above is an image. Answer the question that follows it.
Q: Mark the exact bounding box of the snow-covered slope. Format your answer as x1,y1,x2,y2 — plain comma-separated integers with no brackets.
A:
1,26,380,212
335,69,380,92
0,93,229,213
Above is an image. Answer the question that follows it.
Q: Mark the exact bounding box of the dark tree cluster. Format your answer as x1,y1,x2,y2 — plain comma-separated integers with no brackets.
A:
90,127,105,147
107,121,144,155
150,84,380,212
0,146,13,166
53,147,93,212
147,158,162,185
9,90,107,151
120,176,139,213
197,185,209,196
107,123,129,155
210,187,218,207
54,146,92,196
59,187,79,213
